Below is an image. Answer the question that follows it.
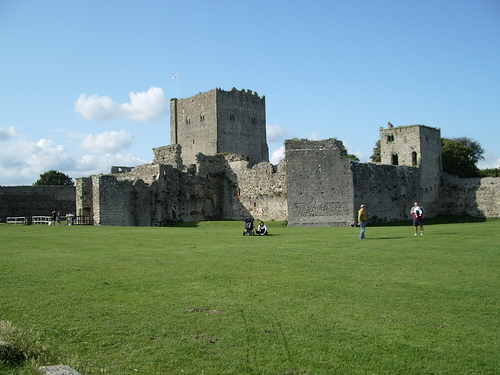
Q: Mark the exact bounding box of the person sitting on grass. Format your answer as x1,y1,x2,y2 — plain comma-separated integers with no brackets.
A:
255,221,268,235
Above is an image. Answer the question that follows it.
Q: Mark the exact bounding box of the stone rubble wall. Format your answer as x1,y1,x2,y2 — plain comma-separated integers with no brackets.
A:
6,127,500,226
285,138,355,227
226,157,287,221
153,144,184,170
75,151,287,226
351,163,421,222
4,164,500,227
0,185,75,222
440,173,500,218
75,177,93,218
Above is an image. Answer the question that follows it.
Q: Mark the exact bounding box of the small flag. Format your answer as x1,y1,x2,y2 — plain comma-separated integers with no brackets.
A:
172,73,178,79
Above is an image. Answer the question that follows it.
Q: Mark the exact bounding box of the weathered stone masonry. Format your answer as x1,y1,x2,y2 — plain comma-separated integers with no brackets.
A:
67,88,497,225
285,138,354,227
3,89,498,224
0,185,75,222
171,88,268,167
77,145,286,226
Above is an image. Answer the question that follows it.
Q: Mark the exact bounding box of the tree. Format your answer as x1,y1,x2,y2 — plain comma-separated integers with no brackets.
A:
34,170,74,186
479,168,500,177
370,140,381,162
441,138,480,178
452,137,485,164
347,154,360,162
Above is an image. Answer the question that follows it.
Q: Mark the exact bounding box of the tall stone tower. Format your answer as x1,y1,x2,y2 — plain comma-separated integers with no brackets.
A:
379,123,442,213
170,88,268,166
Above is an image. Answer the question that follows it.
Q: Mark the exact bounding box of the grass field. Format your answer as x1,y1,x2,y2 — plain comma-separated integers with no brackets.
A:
0,220,499,374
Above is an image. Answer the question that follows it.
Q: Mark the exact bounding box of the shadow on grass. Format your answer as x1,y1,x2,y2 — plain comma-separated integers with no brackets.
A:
368,236,413,240
370,215,488,227
164,216,493,229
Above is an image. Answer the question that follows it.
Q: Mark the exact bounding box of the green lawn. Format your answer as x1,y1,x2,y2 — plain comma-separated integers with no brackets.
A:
1,220,499,374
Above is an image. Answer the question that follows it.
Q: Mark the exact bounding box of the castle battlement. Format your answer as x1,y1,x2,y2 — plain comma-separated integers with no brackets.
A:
170,88,268,167
227,87,264,99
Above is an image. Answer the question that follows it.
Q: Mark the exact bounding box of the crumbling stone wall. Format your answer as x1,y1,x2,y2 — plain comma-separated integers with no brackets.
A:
76,148,286,226
179,153,286,222
226,157,287,221
285,138,354,227
76,177,93,218
73,119,500,227
0,186,75,222
79,164,179,226
285,138,430,226
153,144,183,169
440,173,500,218
351,163,421,222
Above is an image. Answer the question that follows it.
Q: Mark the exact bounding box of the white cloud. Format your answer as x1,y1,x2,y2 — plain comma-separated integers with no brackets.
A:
0,137,76,185
69,153,148,179
352,150,367,161
343,142,369,162
270,145,285,164
0,126,18,140
308,132,320,141
478,158,500,169
79,129,134,154
29,139,76,171
0,130,147,186
74,87,168,122
267,125,293,143
478,149,499,169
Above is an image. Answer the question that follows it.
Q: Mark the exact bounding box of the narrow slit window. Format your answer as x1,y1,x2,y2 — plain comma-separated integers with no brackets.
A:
412,151,417,166
392,154,399,165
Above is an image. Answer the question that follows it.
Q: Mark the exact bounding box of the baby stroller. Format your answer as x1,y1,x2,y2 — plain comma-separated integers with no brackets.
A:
243,218,255,236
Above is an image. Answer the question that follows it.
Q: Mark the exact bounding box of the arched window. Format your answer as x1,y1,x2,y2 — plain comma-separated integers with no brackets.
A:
412,151,418,166
392,154,399,165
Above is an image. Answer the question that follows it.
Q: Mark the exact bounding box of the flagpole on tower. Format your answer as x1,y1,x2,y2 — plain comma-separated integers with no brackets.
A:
173,73,179,98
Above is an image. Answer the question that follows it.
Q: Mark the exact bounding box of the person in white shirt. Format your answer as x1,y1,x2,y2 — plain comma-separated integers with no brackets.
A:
411,201,424,235
256,221,268,235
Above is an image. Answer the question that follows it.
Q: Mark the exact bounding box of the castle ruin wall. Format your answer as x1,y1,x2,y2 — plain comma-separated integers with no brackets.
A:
170,90,218,166
351,163,421,222
285,138,354,227
0,185,75,222
226,157,287,221
70,111,500,227
171,88,268,167
153,144,184,170
440,173,500,218
380,124,441,212
216,88,268,164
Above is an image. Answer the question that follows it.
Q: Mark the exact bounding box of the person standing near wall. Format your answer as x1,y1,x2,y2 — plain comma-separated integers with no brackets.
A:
411,201,424,235
358,204,368,239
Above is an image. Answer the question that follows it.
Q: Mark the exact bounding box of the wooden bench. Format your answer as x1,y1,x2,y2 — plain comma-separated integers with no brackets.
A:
6,217,27,224
32,216,52,225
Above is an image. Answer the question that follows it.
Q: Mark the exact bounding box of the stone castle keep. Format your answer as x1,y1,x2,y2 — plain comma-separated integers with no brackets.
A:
74,87,500,226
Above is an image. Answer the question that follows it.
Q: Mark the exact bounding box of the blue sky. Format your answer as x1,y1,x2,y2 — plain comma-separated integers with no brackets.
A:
1,0,499,186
